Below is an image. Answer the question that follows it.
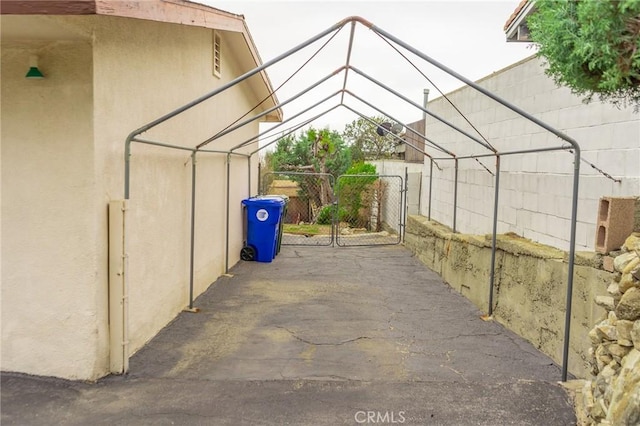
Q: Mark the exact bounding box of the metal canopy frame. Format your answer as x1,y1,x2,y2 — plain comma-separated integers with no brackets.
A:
123,16,581,381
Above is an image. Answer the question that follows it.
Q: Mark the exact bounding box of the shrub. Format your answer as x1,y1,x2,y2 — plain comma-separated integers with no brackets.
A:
316,205,334,225
316,204,347,224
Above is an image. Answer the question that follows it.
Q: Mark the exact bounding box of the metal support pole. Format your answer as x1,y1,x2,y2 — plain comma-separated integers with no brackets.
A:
225,153,231,274
431,145,570,161
428,159,433,221
248,155,252,196
424,88,430,222
258,160,262,195
340,21,356,105
188,151,197,310
453,159,459,233
488,155,501,316
124,136,133,199
562,149,581,382
403,167,408,243
423,88,430,122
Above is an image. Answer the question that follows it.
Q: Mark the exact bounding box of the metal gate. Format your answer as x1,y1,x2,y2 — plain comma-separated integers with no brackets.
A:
336,174,403,246
261,172,404,247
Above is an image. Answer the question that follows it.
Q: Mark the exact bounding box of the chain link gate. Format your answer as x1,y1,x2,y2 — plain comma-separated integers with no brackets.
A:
335,174,403,246
261,172,336,246
260,172,404,247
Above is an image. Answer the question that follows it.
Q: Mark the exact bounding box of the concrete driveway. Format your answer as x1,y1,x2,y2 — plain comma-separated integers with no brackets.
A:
1,245,576,425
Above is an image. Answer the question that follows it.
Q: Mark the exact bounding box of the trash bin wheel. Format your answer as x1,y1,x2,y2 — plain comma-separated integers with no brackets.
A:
240,246,255,261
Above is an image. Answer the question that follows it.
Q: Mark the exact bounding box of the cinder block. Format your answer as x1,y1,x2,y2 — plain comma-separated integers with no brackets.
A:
595,197,637,253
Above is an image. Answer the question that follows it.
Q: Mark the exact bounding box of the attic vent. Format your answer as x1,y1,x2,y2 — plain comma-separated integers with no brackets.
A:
213,31,221,78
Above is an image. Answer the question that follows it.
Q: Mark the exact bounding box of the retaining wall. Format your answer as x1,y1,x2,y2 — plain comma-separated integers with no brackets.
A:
405,215,613,378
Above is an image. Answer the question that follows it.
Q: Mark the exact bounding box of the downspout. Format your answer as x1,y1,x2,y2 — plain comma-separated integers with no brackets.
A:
423,89,431,221
423,89,429,122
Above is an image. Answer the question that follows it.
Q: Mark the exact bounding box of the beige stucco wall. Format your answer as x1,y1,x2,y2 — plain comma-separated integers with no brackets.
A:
1,39,104,379
90,15,262,360
2,14,266,380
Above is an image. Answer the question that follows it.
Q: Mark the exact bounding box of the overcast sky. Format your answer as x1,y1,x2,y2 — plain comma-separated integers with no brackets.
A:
206,1,535,139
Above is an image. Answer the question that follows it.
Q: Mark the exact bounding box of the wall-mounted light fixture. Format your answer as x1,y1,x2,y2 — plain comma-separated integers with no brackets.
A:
25,55,44,79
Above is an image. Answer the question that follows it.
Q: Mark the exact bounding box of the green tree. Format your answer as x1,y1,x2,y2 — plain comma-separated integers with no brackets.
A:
527,0,640,109
342,116,400,160
265,127,352,218
267,127,351,178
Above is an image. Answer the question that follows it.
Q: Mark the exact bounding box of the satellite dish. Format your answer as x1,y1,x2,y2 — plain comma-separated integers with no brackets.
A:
376,122,392,136
391,123,405,136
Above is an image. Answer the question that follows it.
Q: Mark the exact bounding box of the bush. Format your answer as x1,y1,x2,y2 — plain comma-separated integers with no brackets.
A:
316,204,347,224
338,163,378,227
316,205,334,225
345,162,377,175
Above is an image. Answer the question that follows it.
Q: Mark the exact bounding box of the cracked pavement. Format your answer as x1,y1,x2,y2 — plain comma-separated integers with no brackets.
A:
1,245,576,425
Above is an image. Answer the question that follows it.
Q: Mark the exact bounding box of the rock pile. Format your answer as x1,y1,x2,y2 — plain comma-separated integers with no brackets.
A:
585,233,640,425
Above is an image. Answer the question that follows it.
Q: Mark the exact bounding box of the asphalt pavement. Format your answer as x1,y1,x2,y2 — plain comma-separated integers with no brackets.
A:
1,245,577,425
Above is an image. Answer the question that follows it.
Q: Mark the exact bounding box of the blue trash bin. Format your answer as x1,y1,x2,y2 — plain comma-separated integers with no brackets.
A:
255,195,289,255
241,197,285,262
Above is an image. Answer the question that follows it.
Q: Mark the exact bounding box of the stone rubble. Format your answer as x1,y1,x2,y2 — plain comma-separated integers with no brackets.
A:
584,233,640,425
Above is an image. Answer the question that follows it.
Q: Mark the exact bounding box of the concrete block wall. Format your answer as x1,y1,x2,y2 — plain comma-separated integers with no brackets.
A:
371,160,423,233
421,56,639,251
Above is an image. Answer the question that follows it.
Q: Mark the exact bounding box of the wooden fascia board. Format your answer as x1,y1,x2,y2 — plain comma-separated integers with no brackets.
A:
1,0,245,32
0,0,97,14
240,19,282,122
95,0,245,32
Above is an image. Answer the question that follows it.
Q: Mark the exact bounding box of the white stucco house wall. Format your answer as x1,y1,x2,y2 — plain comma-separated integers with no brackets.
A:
1,0,281,380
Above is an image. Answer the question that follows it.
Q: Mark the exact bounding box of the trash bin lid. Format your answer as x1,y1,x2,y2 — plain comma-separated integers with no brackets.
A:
256,195,289,203
242,197,285,207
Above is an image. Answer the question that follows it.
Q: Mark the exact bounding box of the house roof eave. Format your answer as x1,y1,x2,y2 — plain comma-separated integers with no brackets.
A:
1,0,282,120
0,0,97,14
240,18,283,122
504,0,535,43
